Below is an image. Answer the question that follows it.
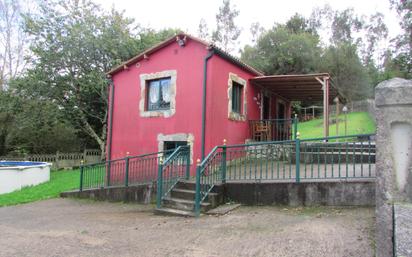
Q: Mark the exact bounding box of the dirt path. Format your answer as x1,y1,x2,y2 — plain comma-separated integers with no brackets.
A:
0,199,375,257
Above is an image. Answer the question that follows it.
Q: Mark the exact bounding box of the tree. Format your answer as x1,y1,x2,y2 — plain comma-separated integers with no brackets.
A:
0,91,17,155
241,26,322,75
197,18,209,40
322,43,372,100
250,22,264,44
19,0,181,157
212,0,241,52
285,13,317,35
0,0,28,89
362,13,388,66
389,0,412,78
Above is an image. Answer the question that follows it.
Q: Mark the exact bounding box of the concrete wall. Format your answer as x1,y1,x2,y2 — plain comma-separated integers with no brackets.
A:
61,183,156,204
0,163,51,194
225,181,375,206
375,78,412,257
62,180,375,207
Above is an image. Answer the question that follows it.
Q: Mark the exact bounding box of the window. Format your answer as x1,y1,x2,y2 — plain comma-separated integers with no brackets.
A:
231,81,243,114
227,72,247,121
139,70,176,118
147,77,171,111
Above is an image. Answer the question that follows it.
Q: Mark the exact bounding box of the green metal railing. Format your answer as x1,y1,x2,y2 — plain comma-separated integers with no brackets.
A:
80,149,174,191
156,146,190,208
194,133,375,216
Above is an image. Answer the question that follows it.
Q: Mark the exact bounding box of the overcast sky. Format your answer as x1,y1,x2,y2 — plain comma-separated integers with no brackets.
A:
96,0,401,53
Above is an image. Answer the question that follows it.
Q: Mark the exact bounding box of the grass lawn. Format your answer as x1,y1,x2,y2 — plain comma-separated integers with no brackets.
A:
0,169,79,207
297,112,376,139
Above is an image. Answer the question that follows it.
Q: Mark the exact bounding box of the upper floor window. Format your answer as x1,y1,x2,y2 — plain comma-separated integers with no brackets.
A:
231,81,243,114
227,72,247,121
139,70,176,118
147,77,171,111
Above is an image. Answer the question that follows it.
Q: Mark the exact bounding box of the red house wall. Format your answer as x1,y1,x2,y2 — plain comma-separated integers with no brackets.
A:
110,39,206,161
204,56,260,153
109,38,291,169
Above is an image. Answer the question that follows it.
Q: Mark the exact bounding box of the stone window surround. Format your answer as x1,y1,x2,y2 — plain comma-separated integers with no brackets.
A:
139,70,177,118
227,72,247,121
157,133,194,164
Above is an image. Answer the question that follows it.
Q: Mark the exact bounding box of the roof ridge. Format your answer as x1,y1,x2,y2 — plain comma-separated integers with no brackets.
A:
107,32,263,76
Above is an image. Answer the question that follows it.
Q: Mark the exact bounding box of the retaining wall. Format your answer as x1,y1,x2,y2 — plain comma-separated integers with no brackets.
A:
61,180,375,207
225,180,376,206
61,183,156,204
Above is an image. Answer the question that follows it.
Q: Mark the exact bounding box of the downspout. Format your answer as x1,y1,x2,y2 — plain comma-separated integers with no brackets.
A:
107,78,115,161
201,49,215,160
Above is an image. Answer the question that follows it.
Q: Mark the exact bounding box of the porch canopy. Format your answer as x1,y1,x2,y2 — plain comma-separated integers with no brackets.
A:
250,73,341,137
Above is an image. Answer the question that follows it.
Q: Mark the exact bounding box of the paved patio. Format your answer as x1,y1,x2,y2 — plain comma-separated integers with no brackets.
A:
0,198,375,257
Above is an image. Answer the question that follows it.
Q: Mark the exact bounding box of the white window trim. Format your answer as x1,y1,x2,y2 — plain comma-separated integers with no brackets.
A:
139,70,177,118
227,72,247,121
157,133,194,164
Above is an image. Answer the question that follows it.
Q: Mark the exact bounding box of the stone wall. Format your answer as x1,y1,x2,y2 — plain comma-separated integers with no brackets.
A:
375,78,412,257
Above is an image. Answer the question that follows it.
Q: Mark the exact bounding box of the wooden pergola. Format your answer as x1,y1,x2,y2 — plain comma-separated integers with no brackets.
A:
250,73,340,137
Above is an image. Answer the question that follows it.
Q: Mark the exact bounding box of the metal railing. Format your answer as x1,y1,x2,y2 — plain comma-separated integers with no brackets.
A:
156,146,190,208
80,149,174,191
249,117,298,141
194,133,375,216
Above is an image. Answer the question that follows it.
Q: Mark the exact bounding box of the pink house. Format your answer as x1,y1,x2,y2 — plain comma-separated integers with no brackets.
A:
106,33,334,167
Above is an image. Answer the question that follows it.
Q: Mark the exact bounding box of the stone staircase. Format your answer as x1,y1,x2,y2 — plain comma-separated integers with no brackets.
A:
155,180,224,217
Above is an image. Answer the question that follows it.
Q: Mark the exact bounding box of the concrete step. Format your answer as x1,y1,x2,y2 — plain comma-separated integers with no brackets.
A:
170,188,196,200
174,180,224,194
154,207,196,217
170,188,223,206
162,197,212,212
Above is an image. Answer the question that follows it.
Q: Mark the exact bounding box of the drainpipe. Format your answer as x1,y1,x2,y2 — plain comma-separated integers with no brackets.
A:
107,79,115,161
201,50,214,160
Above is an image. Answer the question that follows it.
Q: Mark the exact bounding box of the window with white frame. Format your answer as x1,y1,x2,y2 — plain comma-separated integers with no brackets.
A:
139,70,177,118
147,77,171,111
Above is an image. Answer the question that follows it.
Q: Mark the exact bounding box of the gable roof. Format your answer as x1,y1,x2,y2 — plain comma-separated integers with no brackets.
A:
106,33,263,76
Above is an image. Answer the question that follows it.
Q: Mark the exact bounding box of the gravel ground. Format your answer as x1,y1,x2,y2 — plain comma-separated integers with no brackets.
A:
0,198,375,257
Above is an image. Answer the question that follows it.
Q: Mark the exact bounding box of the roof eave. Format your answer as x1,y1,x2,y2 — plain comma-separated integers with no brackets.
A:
106,33,263,77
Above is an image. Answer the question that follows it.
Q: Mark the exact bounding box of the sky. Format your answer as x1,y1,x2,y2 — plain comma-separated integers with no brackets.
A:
95,0,401,52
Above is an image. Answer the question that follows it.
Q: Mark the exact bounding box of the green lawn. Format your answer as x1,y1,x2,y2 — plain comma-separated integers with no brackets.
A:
0,169,79,207
297,112,376,139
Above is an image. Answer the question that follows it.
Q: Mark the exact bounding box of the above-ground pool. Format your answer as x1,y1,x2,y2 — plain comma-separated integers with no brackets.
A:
0,161,51,195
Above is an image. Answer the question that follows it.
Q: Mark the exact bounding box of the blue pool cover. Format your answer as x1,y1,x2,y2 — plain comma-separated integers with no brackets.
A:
0,161,46,167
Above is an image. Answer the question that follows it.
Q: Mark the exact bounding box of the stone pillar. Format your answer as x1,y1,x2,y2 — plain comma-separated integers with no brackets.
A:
375,78,412,257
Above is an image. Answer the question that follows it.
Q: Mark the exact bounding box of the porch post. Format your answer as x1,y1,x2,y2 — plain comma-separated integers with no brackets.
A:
324,78,330,138
316,76,330,138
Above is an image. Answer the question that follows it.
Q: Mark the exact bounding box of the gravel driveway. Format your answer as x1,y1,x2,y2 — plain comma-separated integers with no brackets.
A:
0,198,375,257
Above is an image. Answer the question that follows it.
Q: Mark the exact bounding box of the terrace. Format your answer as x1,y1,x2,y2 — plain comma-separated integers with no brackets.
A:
249,73,340,141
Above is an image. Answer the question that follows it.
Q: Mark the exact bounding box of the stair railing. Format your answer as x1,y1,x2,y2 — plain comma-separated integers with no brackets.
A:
156,146,191,209
194,144,226,216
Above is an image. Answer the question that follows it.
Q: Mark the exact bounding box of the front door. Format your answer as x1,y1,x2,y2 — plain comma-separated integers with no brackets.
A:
164,141,187,151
